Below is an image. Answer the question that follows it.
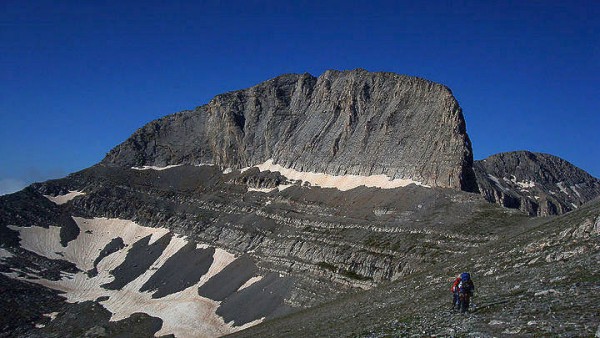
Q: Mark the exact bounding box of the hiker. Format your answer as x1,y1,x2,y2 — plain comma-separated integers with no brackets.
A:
451,272,475,312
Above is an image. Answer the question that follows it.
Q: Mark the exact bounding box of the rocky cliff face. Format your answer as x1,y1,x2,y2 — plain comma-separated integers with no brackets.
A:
474,151,600,216
102,69,477,191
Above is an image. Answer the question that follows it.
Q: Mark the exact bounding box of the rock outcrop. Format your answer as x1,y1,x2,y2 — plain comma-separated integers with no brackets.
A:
474,151,600,216
102,69,477,191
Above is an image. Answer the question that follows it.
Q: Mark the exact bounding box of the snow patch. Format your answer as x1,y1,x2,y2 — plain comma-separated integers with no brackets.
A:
227,317,265,331
223,168,233,174
247,187,276,193
556,182,570,195
197,248,237,287
5,217,262,337
504,176,536,189
570,185,582,198
44,312,59,321
488,175,508,192
237,276,263,291
131,164,182,171
516,180,535,189
9,218,169,271
44,191,85,205
242,159,428,191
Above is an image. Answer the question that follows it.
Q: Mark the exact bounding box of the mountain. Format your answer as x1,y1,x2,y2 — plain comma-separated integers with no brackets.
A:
102,69,478,192
474,151,600,216
1,70,599,337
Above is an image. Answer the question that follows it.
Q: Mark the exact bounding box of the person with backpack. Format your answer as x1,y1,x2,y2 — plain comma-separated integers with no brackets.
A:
450,272,475,312
451,274,461,309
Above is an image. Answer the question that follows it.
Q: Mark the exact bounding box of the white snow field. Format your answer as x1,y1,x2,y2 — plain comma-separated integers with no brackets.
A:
247,187,277,193
504,176,536,189
131,164,183,171
43,191,85,205
241,159,428,191
488,174,508,192
237,276,263,291
126,162,427,191
4,217,266,338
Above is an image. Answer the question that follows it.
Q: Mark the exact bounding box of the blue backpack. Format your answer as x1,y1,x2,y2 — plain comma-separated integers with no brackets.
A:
459,272,473,292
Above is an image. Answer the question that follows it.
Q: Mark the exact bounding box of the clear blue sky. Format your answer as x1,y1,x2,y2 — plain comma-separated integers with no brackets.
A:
1,1,599,194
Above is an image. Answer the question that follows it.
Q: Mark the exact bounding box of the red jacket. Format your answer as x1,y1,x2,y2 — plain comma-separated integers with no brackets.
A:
451,277,461,293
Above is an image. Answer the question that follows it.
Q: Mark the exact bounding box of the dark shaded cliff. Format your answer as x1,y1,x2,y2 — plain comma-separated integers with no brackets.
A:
102,69,477,191
474,151,600,216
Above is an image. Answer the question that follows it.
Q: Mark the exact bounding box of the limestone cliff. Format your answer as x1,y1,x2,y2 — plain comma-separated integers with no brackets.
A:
102,69,477,191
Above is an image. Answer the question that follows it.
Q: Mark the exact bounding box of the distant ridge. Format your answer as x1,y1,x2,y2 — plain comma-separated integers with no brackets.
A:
474,151,600,216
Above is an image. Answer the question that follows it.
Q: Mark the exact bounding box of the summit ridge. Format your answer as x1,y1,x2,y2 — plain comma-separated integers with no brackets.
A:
103,69,478,191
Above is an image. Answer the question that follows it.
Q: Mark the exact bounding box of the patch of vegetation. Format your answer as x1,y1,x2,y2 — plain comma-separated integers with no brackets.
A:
363,234,385,247
339,268,372,281
564,267,599,284
391,240,407,252
364,234,399,251
317,261,337,272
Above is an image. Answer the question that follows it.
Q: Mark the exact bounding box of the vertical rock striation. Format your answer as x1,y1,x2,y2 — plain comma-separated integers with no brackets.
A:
102,69,477,191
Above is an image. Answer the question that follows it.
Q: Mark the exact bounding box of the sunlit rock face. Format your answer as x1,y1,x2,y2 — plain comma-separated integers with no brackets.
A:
474,151,600,216
102,69,477,191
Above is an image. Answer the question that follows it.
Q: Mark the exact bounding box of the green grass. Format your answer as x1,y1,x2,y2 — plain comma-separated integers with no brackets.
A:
317,261,372,280
339,268,372,281
317,261,337,272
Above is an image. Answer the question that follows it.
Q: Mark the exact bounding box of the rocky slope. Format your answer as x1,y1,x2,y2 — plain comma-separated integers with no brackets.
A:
3,163,598,337
228,198,600,337
474,151,600,216
102,69,477,191
0,164,522,337
1,70,599,337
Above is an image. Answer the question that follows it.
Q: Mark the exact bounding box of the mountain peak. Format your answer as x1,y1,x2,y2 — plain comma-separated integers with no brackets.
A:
102,70,477,191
